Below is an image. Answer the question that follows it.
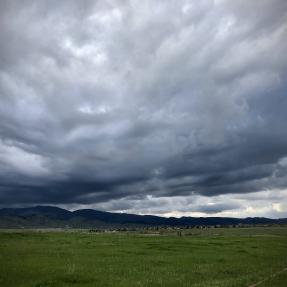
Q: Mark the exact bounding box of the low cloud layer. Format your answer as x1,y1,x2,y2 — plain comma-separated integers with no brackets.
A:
0,0,287,217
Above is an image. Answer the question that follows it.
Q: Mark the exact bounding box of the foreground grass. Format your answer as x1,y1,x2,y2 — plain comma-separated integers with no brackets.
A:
0,227,287,287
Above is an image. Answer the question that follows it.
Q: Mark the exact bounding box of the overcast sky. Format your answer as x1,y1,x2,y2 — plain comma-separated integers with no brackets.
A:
0,0,287,218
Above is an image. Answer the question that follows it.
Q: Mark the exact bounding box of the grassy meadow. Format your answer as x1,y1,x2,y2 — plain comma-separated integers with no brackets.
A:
0,227,287,287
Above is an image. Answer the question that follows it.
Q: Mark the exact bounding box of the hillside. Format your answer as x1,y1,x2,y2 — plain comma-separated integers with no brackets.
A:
0,206,286,228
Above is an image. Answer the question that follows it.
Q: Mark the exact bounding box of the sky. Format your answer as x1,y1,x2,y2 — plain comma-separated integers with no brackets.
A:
0,0,287,218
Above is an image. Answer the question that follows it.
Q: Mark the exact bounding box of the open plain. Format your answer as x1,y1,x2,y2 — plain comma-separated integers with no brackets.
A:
0,227,286,287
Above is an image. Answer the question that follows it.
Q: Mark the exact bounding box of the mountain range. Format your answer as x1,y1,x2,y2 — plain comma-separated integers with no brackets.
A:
0,206,286,228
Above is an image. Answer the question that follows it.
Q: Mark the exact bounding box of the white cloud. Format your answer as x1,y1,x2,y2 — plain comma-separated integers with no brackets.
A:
0,140,50,177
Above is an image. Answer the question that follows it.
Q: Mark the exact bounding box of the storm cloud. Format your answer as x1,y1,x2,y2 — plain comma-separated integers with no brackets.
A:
0,0,287,217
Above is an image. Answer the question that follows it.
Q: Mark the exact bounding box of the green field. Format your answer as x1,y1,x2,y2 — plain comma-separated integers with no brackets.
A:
0,227,287,287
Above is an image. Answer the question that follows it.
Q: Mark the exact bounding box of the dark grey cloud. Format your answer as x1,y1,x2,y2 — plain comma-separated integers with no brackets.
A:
193,202,240,214
0,0,287,216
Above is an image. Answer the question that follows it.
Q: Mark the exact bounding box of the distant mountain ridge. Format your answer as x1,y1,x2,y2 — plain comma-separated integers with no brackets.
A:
0,206,286,228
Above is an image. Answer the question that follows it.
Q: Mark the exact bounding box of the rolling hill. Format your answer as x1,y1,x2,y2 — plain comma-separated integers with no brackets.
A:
0,206,286,228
